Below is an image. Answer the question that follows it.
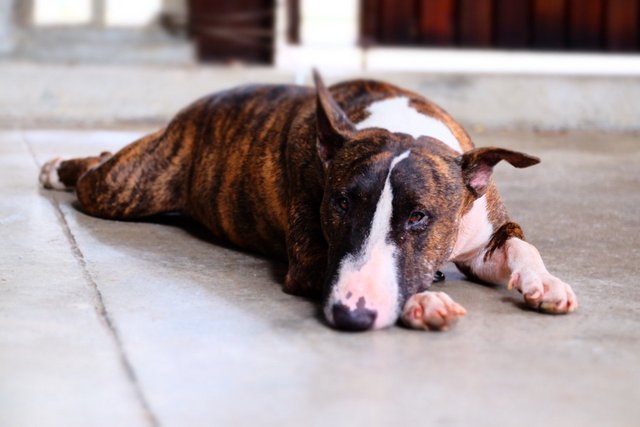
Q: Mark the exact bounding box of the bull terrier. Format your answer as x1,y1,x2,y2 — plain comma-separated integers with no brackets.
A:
39,71,577,331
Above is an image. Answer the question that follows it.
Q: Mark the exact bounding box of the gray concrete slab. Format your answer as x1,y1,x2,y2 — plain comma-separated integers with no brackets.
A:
0,131,151,427
2,129,639,427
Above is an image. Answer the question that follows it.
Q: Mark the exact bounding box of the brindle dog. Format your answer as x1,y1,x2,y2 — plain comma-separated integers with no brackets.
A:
40,71,577,331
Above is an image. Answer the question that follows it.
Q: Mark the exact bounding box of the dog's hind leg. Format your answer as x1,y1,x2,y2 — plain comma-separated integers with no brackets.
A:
40,151,113,191
40,125,192,220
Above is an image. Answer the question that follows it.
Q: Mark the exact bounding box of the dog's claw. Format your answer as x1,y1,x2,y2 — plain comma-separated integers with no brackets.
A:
432,270,445,283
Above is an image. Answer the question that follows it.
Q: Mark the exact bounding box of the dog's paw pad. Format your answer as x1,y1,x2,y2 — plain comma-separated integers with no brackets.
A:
39,158,67,190
509,271,578,314
401,291,466,331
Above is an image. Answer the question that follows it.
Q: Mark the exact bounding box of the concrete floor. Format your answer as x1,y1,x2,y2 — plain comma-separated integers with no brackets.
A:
1,129,639,427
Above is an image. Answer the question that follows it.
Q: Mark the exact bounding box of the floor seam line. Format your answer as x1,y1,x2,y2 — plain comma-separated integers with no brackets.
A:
21,131,160,427
21,129,40,170
50,194,160,427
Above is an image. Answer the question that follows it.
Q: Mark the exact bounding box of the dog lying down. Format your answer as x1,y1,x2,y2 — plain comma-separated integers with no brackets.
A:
40,71,577,331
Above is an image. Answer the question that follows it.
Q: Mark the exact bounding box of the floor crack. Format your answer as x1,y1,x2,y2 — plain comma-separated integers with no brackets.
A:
22,132,160,427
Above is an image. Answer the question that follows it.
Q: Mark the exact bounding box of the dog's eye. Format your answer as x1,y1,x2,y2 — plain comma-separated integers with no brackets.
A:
407,211,428,228
334,196,349,213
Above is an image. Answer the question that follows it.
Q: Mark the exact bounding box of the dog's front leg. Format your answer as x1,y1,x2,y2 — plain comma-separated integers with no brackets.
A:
284,250,326,300
283,198,327,300
454,223,578,314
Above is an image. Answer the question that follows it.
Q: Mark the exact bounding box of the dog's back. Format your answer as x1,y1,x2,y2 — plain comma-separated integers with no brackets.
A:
183,84,313,257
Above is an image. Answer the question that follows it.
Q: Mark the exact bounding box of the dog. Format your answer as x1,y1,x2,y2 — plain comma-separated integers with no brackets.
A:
40,71,577,331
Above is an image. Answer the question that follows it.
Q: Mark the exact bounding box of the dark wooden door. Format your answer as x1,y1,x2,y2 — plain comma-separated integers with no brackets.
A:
361,0,640,52
189,0,275,63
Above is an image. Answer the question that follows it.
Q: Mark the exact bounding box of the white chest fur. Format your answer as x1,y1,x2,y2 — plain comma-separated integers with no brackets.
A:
450,195,494,261
354,96,462,153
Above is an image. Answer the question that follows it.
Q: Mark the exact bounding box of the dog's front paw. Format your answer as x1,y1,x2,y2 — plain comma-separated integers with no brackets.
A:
401,291,467,331
508,270,578,314
39,157,67,190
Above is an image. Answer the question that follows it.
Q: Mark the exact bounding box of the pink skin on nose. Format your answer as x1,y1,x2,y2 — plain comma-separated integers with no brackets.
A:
330,242,399,329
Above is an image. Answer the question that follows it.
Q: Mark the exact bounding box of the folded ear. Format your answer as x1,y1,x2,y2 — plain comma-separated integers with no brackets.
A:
457,147,540,198
313,69,355,165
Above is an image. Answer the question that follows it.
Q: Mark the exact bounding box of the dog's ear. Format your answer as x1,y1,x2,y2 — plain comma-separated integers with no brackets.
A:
457,147,540,198
313,69,355,166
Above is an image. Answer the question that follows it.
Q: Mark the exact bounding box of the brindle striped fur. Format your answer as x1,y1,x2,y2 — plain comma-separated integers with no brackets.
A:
51,75,536,302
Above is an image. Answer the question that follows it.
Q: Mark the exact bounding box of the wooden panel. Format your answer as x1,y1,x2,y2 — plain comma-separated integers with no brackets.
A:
418,0,456,45
458,0,493,46
568,0,604,50
359,0,640,52
606,0,639,51
379,0,418,44
532,0,567,49
495,0,531,48
286,0,299,44
360,0,381,47
189,0,274,63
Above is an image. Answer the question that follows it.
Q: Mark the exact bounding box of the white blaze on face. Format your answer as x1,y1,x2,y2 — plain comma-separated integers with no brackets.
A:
355,97,462,153
324,150,411,329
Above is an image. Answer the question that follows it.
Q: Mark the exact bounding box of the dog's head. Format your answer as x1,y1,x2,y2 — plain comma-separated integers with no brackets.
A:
313,71,539,331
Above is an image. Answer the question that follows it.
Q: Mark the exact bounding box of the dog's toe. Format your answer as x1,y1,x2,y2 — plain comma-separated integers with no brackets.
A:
401,291,466,331
510,270,577,314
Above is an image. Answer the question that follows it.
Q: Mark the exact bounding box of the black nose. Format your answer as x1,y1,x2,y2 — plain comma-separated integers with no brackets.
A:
332,303,377,331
